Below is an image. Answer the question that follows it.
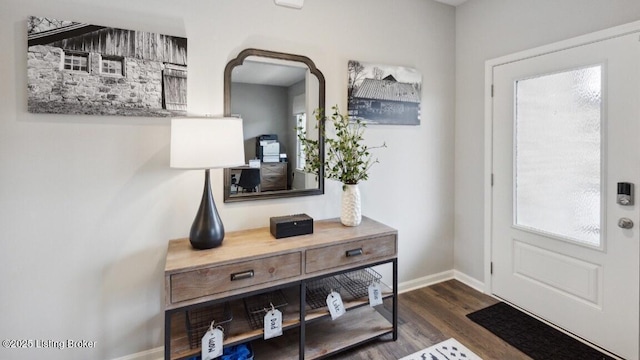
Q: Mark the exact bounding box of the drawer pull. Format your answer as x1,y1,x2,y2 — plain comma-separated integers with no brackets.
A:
346,248,363,257
230,270,255,281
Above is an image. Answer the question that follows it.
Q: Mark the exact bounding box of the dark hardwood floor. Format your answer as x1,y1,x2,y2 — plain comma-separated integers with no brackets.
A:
331,279,531,359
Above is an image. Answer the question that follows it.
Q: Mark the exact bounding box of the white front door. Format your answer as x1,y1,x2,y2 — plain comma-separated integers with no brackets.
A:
490,26,640,359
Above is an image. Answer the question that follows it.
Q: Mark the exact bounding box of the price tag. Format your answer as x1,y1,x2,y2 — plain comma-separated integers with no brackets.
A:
201,325,223,360
368,281,383,307
263,308,283,339
326,291,345,320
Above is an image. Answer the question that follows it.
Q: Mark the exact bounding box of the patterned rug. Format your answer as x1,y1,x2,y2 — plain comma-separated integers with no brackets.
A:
400,338,482,360
467,302,614,360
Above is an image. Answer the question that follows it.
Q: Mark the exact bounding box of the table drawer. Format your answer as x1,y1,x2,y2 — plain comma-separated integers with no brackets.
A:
261,163,287,191
305,234,396,273
170,252,301,304
261,162,287,176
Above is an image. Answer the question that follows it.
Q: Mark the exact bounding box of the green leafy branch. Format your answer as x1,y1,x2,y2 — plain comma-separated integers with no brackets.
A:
297,105,386,185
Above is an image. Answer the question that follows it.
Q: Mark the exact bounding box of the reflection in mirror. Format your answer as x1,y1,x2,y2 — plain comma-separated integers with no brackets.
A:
223,49,325,202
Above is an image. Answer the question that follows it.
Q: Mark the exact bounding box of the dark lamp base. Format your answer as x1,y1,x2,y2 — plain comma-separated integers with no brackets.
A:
189,169,225,250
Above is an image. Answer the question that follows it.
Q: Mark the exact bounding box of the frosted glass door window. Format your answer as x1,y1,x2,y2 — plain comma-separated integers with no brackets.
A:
515,65,602,246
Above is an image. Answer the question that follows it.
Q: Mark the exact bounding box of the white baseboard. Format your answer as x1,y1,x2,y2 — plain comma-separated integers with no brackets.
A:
119,271,486,360
396,269,486,295
453,270,486,293
397,270,455,293
111,346,163,360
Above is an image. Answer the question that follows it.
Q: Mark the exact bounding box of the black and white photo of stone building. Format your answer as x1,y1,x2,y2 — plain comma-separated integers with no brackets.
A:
347,60,421,125
27,16,187,117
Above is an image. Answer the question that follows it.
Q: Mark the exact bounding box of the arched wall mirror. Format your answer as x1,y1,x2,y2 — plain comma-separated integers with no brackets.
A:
223,48,325,202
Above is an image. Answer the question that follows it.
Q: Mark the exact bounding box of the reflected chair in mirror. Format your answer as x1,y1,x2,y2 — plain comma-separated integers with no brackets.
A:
237,168,261,192
230,173,238,194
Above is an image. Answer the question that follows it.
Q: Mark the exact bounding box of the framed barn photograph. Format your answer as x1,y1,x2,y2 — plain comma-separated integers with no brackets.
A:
347,60,421,125
27,16,187,117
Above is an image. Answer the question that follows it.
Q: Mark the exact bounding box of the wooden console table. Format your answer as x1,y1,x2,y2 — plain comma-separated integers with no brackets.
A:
164,217,398,359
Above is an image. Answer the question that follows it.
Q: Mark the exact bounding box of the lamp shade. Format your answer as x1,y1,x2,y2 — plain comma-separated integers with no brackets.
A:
170,117,245,169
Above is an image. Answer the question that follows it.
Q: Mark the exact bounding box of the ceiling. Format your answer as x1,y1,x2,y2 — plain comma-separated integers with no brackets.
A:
434,0,468,6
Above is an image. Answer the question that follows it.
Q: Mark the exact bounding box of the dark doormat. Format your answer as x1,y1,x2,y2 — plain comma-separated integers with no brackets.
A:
467,302,615,360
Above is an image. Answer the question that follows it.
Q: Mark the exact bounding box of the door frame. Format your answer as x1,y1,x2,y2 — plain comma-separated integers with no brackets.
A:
483,25,640,358
484,19,640,294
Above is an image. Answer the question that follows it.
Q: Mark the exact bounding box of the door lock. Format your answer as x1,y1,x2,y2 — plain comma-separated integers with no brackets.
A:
617,182,634,206
618,217,634,229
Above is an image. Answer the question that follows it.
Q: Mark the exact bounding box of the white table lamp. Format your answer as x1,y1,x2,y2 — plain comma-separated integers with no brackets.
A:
170,117,245,249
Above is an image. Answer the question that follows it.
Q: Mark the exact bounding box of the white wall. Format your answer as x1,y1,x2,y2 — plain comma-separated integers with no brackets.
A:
0,0,455,358
454,0,640,281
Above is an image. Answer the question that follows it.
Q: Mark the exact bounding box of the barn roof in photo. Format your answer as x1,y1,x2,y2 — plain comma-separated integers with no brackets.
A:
353,78,420,103
27,18,187,65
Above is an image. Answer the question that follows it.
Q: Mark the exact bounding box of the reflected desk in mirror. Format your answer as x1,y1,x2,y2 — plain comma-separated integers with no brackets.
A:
229,163,288,196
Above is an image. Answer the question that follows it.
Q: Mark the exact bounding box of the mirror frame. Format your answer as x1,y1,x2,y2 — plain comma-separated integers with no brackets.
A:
223,48,325,202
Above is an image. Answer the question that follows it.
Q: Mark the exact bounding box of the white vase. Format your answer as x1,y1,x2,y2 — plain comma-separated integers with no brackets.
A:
341,183,362,226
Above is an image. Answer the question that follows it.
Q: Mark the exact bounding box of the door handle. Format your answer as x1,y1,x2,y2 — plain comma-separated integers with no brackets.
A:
618,218,634,229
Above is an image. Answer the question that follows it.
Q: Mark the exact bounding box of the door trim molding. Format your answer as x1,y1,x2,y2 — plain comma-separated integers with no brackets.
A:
483,19,640,295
